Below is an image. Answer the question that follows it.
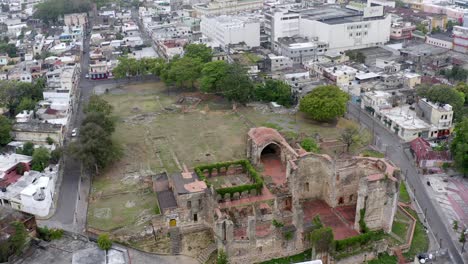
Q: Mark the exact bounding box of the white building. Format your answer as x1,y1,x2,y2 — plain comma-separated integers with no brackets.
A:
267,54,293,72
265,6,391,52
0,155,58,218
425,34,453,49
193,0,263,17
200,15,260,48
264,8,301,44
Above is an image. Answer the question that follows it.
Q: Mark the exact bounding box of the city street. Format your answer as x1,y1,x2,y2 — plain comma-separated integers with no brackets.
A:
347,102,467,264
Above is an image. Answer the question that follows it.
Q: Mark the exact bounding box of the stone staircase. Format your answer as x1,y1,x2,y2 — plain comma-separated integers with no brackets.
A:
196,243,217,264
170,227,181,255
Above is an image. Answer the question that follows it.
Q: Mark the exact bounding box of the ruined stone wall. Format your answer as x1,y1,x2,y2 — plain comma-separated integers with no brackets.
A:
354,178,399,233
175,192,211,225
290,154,332,204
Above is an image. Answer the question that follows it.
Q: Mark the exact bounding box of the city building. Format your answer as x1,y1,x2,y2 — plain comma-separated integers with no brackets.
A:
200,15,260,48
425,33,453,49
193,0,263,17
453,26,468,53
265,6,391,51
274,36,328,65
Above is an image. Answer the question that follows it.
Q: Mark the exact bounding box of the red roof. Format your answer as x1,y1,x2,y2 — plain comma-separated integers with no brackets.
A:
45,108,58,115
410,137,451,163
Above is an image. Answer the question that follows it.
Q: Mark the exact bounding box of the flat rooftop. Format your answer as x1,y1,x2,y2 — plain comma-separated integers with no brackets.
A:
297,6,360,21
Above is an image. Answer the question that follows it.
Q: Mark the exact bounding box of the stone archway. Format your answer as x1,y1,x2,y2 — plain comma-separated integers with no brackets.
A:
260,143,286,185
260,143,281,162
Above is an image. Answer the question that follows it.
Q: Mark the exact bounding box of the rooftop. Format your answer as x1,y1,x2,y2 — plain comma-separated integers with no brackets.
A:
428,33,454,42
380,105,431,130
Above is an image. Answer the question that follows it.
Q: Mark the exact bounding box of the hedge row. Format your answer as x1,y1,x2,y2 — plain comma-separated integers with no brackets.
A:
194,160,264,198
335,230,384,251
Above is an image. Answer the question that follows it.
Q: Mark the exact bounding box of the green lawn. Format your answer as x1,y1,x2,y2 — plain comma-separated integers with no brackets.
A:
361,149,385,158
403,208,429,259
258,250,311,264
399,183,411,204
368,253,398,264
392,221,409,240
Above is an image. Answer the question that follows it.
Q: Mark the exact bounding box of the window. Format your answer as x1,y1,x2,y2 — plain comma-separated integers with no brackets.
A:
349,33,353,37
187,201,191,209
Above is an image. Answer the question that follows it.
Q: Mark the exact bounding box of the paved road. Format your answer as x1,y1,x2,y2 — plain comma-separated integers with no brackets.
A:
347,102,466,264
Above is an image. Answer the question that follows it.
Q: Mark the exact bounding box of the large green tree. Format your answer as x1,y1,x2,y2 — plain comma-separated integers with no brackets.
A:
184,44,213,63
218,63,255,103
254,80,293,107
84,95,113,116
162,57,203,89
0,115,11,145
199,60,230,93
416,84,466,121
299,85,349,122
451,118,468,176
81,112,115,135
32,147,50,171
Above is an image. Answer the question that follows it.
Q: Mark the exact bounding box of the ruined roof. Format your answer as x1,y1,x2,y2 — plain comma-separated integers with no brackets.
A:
172,172,207,195
248,127,287,146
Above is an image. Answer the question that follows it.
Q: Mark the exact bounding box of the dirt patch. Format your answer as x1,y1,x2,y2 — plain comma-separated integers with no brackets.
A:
181,230,214,257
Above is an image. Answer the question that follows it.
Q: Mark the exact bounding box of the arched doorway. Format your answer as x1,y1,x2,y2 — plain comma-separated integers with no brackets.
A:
260,143,281,161
260,143,285,185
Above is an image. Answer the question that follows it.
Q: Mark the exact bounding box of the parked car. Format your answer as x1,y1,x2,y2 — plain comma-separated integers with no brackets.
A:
85,74,89,79
71,128,78,137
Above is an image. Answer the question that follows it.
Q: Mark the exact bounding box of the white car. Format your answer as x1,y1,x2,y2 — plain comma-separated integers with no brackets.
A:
71,128,78,137
85,74,89,79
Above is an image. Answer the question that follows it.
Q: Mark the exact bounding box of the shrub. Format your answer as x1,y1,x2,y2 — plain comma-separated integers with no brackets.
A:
217,249,229,264
97,233,112,250
46,137,54,145
284,231,294,240
37,227,63,241
300,138,319,153
335,230,384,251
272,219,284,228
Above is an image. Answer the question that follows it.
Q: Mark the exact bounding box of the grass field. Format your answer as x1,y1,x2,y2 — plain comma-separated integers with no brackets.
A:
403,208,429,259
399,183,411,204
392,220,409,241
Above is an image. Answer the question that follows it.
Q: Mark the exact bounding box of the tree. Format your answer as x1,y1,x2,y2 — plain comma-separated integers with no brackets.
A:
200,60,230,93
70,122,121,172
18,142,35,156
345,50,366,63
254,80,293,107
97,233,112,250
32,147,50,171
161,57,203,89
82,112,115,135
310,227,334,259
46,137,54,145
0,115,11,145
50,148,62,164
184,44,212,63
416,23,428,34
16,98,36,114
218,63,255,104
416,84,466,121
441,65,468,82
455,82,468,103
300,138,319,153
84,95,113,116
451,118,468,176
0,43,18,57
459,228,466,244
299,85,349,122
9,222,27,255
340,123,364,153
217,250,229,264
